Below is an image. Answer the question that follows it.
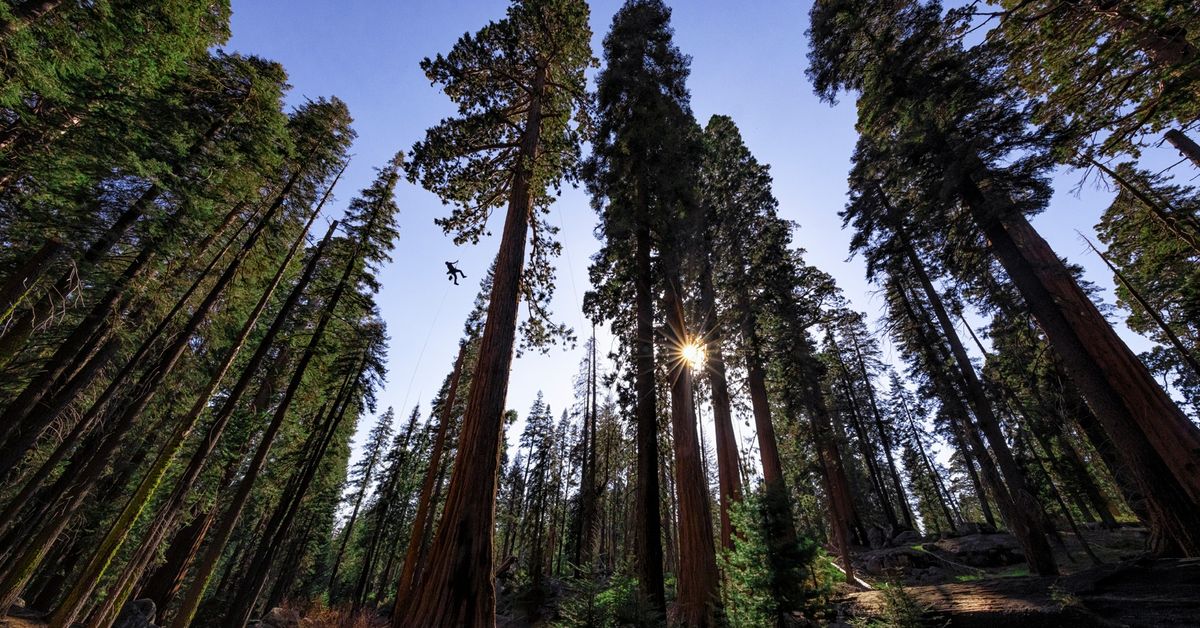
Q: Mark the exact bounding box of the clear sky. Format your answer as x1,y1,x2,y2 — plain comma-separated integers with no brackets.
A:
224,0,1185,467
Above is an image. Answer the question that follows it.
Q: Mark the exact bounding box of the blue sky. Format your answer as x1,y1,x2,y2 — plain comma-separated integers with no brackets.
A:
225,0,1186,467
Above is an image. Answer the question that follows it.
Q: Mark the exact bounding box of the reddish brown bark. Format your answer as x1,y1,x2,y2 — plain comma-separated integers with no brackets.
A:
664,276,720,626
393,342,467,613
963,179,1200,555
403,65,547,627
901,236,1058,575
697,253,741,550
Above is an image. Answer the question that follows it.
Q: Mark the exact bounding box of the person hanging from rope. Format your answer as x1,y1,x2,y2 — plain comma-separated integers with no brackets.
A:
445,260,467,285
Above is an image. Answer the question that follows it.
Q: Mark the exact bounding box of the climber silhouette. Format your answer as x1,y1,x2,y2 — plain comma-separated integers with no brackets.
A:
445,260,467,285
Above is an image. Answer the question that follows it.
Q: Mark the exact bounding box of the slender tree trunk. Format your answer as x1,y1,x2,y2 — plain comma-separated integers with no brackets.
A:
899,234,1058,575
1084,235,1200,377
47,195,327,626
574,325,601,572
88,221,335,625
963,179,1200,555
0,185,286,613
0,105,241,366
0,171,272,476
828,339,898,529
139,444,247,616
851,336,914,528
168,217,364,628
698,254,741,551
392,343,466,612
902,399,959,528
807,396,856,583
1089,159,1200,258
230,374,358,625
0,238,63,326
1165,129,1200,169
663,273,720,626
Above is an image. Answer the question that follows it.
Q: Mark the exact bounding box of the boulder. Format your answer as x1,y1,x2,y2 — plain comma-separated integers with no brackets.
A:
114,599,159,628
934,533,1024,568
891,530,923,547
866,525,887,550
955,521,997,536
858,546,937,576
262,606,301,628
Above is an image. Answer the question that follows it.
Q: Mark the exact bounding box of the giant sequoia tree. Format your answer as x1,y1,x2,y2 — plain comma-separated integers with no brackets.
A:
808,0,1200,557
399,0,593,624
583,1,720,622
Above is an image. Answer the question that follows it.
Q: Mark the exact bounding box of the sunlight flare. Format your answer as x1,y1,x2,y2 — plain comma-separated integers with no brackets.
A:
680,339,706,371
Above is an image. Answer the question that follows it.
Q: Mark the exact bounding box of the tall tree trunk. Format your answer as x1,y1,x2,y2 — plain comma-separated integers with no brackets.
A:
1084,235,1200,377
0,167,280,476
88,221,334,625
393,343,467,611
168,216,364,628
0,105,242,366
403,65,547,628
962,178,1200,555
229,371,359,625
1165,129,1200,169
632,219,667,615
828,338,898,529
899,233,1058,575
0,184,286,613
698,254,741,551
0,198,252,453
1088,159,1200,258
574,325,601,572
663,274,720,626
902,398,959,529
851,335,914,528
139,441,250,616
0,238,63,326
46,194,328,626
806,395,856,583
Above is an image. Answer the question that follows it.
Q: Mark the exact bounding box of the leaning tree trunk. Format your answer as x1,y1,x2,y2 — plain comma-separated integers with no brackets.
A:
87,223,335,625
46,195,327,627
402,64,547,628
0,104,241,367
1084,235,1200,378
962,177,1200,556
1165,129,1200,169
0,198,254,452
663,271,720,627
851,335,915,528
229,372,359,626
169,216,364,628
393,343,468,613
806,391,856,583
0,238,62,326
828,338,899,529
0,184,285,613
903,399,959,529
899,236,1059,575
0,163,290,476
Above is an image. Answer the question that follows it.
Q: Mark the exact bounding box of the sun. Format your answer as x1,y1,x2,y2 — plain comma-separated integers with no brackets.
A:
680,340,706,371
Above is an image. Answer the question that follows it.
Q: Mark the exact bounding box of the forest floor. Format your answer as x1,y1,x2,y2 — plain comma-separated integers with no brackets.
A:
839,526,1200,627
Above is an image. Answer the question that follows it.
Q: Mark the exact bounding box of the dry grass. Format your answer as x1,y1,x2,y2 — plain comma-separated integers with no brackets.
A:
278,600,388,628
